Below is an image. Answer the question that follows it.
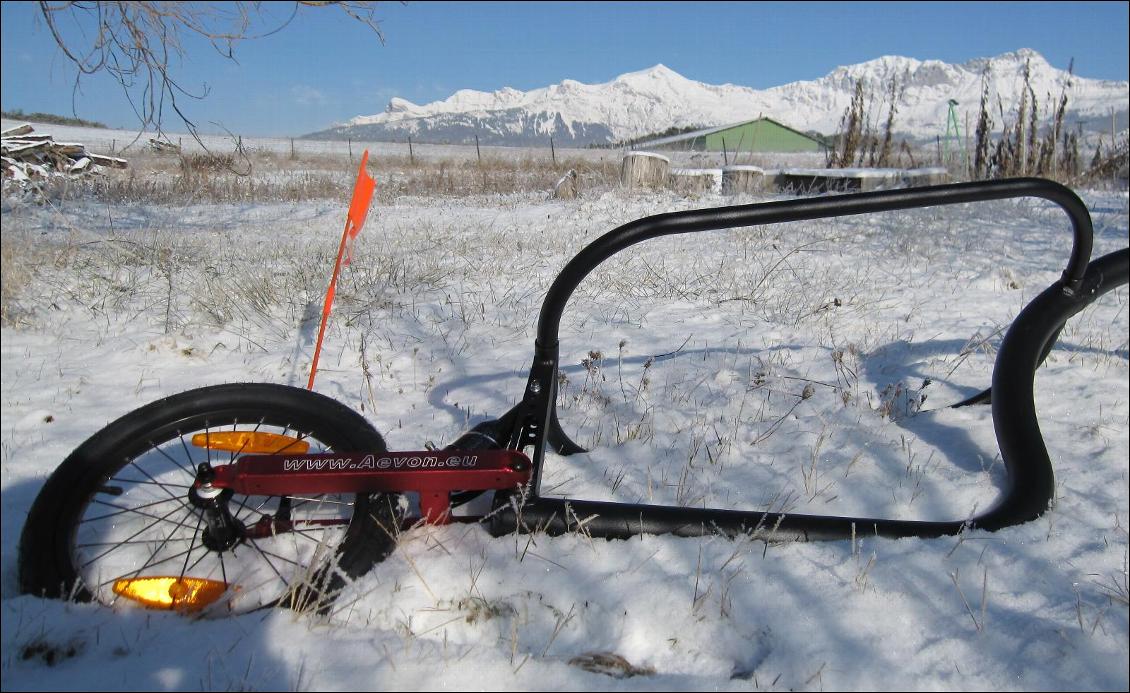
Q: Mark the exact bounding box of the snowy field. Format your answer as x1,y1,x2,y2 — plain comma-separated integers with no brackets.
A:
0,118,616,165
0,118,827,171
1,132,1127,690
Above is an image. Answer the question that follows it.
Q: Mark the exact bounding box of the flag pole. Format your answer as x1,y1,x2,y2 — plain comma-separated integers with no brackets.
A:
307,151,375,390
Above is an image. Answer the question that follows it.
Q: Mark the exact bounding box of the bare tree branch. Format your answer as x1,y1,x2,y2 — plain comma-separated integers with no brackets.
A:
36,1,386,141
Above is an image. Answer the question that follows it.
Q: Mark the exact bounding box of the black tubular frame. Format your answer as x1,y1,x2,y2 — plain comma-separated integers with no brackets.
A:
486,177,1128,541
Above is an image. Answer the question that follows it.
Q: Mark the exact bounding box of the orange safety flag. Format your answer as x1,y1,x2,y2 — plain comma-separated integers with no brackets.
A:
307,151,377,390
342,150,376,266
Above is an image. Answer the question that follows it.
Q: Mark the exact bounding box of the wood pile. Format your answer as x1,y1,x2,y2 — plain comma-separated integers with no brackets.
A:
148,138,181,154
1,124,127,186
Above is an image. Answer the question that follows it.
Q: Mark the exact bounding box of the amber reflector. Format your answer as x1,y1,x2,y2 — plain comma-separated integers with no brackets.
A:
112,577,228,612
191,431,309,454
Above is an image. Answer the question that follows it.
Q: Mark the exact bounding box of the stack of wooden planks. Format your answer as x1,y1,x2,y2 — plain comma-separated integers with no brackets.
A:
1,123,127,184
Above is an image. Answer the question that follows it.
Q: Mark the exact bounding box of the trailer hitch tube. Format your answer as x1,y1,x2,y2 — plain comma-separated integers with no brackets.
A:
493,178,1125,541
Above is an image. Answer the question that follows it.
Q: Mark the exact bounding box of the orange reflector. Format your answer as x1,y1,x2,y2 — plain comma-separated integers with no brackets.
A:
191,431,309,454
112,576,228,612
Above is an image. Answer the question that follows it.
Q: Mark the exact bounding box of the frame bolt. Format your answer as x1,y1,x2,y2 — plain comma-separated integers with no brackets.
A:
529,381,542,394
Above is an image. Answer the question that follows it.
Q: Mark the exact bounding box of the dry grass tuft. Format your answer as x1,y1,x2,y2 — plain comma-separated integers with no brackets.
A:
0,232,71,326
4,147,621,205
567,652,655,678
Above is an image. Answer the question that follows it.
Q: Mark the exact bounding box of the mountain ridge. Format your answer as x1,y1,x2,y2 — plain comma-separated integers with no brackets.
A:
304,50,1128,147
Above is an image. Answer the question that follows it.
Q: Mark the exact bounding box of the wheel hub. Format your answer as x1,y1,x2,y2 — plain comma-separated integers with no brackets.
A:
189,463,246,552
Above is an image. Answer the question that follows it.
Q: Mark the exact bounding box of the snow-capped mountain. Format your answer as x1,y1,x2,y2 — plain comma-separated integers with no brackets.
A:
306,49,1128,146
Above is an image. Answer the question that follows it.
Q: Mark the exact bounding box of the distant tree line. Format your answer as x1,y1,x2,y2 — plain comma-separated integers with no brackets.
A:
2,108,107,129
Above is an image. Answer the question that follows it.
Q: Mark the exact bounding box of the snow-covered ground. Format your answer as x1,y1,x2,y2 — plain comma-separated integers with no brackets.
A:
1,156,1127,689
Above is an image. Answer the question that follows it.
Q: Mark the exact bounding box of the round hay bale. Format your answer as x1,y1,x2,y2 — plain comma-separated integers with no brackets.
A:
620,152,670,189
721,165,765,195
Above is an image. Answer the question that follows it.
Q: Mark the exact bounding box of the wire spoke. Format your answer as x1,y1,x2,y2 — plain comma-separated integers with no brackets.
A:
147,441,198,479
128,458,191,506
70,414,353,611
84,499,196,536
178,431,198,467
180,542,213,580
178,517,204,581
270,429,313,455
252,545,308,570
286,526,345,543
232,491,254,519
289,495,355,507
245,538,291,590
103,503,202,602
204,422,213,468
80,501,195,572
108,476,192,489
97,545,198,589
83,496,187,524
76,536,198,548
242,495,275,517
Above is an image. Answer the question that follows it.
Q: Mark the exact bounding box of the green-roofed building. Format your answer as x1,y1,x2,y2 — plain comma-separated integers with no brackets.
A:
639,117,829,154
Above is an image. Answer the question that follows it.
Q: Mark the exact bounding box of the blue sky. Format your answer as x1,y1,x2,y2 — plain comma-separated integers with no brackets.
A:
2,1,1127,136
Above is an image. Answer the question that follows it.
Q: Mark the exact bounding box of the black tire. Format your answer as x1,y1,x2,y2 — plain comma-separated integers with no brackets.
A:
18,383,403,615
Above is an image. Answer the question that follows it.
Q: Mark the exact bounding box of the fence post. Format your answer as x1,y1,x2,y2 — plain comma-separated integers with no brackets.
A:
551,136,556,166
